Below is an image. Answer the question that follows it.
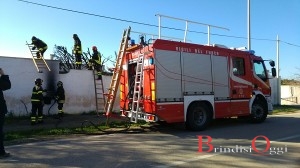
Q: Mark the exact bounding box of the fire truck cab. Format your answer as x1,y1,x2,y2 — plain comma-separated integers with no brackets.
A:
119,34,276,131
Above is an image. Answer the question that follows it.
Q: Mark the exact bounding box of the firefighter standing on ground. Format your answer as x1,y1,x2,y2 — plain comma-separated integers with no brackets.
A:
31,36,47,59
88,46,102,80
55,81,65,118
0,68,11,158
73,34,82,70
30,78,46,125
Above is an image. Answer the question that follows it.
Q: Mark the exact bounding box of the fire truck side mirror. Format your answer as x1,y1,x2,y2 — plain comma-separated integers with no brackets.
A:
269,60,275,67
271,67,276,77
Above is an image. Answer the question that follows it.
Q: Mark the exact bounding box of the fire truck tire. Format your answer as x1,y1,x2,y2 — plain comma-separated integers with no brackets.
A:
250,102,267,123
186,102,212,131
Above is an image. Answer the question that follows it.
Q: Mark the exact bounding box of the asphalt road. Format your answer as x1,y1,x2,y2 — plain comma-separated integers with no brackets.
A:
1,113,300,168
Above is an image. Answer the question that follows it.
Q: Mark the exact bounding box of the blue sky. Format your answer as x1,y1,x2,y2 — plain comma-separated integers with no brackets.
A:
0,0,299,79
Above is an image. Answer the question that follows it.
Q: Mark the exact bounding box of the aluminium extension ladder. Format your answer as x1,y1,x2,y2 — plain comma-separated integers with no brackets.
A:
26,41,51,73
104,27,131,116
93,69,106,115
130,54,145,123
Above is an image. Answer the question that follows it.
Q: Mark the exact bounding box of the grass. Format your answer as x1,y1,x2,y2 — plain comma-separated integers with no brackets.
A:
273,105,300,114
4,117,147,144
6,128,76,142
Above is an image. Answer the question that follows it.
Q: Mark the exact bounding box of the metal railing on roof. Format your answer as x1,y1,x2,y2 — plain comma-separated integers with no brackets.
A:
155,14,230,45
131,30,192,42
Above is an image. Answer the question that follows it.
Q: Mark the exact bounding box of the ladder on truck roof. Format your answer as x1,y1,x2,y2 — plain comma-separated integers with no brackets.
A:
104,26,131,116
130,54,145,123
26,41,51,73
93,69,106,115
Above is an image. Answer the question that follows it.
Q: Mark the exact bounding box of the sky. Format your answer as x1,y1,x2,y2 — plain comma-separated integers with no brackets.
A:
0,0,299,79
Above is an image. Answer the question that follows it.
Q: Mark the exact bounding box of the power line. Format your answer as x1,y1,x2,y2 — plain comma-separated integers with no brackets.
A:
17,0,191,33
17,0,299,47
17,0,157,27
281,40,300,48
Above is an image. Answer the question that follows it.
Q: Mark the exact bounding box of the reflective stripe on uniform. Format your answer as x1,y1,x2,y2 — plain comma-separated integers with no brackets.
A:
32,91,43,94
38,46,47,51
38,116,43,121
31,116,36,122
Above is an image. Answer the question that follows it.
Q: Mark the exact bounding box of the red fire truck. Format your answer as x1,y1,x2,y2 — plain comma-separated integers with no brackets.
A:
119,35,276,131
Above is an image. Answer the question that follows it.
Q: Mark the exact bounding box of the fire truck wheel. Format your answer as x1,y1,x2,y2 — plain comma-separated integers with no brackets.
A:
250,102,267,123
186,102,212,131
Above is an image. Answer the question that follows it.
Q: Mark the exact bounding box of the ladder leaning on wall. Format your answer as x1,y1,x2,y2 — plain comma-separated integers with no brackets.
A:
26,41,51,73
104,26,131,117
93,69,106,115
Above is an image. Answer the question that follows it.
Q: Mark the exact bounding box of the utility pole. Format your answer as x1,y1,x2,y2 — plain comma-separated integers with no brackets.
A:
276,35,280,78
276,35,281,105
247,0,251,50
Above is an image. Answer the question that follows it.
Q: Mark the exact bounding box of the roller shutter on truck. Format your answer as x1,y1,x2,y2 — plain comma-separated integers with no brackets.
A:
155,49,229,101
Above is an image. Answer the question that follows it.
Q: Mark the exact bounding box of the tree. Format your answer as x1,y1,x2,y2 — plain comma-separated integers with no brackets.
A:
281,79,300,85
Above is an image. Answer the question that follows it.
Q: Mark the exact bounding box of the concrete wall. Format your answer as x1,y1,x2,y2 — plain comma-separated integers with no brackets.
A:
0,56,119,116
270,78,300,105
281,85,300,105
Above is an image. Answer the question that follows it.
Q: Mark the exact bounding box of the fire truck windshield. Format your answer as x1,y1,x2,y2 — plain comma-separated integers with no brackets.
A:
254,60,267,80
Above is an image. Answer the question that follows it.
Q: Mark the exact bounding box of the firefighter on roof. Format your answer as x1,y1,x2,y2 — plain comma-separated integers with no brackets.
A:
31,36,48,59
88,46,102,80
55,81,65,118
73,34,82,70
30,78,46,125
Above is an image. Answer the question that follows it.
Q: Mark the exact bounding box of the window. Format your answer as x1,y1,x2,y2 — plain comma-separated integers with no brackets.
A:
232,57,245,76
254,60,267,79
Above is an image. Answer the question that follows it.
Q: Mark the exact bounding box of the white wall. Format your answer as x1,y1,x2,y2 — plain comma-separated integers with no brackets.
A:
0,56,119,116
281,85,300,105
270,77,300,105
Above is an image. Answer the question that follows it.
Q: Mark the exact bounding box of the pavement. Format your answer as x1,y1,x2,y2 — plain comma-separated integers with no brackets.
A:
1,113,300,168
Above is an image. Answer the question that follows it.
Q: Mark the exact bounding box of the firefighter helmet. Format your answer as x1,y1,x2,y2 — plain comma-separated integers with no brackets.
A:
32,36,37,41
57,81,63,87
35,78,43,86
92,46,97,51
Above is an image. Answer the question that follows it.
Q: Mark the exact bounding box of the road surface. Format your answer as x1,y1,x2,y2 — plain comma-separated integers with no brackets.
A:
1,113,300,168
